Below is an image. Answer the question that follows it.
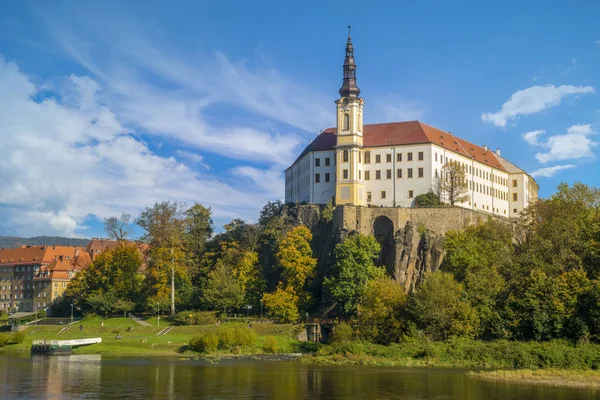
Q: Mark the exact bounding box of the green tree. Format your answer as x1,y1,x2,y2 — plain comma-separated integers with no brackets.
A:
86,291,119,317
414,191,442,207
202,261,245,313
356,277,407,344
408,271,479,340
324,234,383,316
276,225,317,297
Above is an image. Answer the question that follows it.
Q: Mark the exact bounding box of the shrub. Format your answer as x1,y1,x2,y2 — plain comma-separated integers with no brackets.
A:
332,322,354,343
0,333,10,347
11,331,25,344
189,333,219,353
263,336,280,354
173,311,217,326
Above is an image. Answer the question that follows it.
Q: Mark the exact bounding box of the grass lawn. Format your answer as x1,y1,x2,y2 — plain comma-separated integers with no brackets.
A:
469,369,600,390
1,317,305,357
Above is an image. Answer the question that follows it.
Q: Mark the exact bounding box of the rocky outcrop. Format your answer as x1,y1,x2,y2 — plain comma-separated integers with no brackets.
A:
391,222,445,292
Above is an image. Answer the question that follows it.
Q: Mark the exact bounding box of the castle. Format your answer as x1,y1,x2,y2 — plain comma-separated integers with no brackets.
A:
285,31,538,218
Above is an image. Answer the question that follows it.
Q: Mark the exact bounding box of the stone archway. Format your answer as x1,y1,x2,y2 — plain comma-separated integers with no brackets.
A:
372,216,395,274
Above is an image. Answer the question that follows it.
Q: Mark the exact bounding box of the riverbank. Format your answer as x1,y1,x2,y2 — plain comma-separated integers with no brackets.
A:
469,369,600,390
300,339,600,370
0,317,306,357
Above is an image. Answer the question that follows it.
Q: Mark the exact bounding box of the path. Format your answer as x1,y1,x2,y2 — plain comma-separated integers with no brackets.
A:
129,314,152,327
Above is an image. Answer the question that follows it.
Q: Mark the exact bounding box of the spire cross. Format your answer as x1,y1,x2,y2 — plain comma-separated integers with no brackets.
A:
348,24,351,38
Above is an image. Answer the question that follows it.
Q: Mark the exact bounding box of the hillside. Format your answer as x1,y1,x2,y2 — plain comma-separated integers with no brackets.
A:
0,236,90,249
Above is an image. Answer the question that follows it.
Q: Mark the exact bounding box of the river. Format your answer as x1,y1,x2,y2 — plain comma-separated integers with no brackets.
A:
0,353,597,399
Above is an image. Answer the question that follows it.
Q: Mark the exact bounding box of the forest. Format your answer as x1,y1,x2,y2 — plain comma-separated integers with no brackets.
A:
61,182,600,345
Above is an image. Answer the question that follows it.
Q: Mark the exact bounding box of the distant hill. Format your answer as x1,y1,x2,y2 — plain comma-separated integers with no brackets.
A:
0,236,90,249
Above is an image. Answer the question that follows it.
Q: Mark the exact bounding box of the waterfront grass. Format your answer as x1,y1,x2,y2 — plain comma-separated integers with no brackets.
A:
469,369,600,390
301,338,600,370
1,317,302,357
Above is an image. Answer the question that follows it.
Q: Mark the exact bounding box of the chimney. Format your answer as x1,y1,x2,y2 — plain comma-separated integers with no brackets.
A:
59,255,63,262
482,145,488,151
495,148,501,156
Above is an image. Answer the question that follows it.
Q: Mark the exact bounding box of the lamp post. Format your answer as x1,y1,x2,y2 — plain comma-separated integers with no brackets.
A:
70,303,74,324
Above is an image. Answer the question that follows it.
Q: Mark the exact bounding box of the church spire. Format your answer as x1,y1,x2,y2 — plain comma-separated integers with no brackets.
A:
339,25,361,98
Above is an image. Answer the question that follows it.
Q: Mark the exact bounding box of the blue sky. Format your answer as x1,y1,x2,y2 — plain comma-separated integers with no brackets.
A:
0,0,599,238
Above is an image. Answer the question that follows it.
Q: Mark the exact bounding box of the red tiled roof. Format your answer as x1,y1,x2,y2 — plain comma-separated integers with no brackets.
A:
302,121,506,172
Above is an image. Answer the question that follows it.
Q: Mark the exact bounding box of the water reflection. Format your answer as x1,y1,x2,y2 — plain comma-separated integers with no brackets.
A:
0,354,598,400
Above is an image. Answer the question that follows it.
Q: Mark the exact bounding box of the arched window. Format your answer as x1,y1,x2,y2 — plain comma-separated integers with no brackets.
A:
358,113,362,131
343,150,349,163
364,151,371,164
343,113,349,131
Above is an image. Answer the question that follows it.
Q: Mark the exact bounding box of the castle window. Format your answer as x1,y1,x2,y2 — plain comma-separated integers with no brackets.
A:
365,171,370,180
343,169,349,179
386,154,392,163
435,169,439,179
381,191,386,199
386,169,392,179
343,113,349,130
397,153,402,162
315,173,320,183
325,158,330,166
418,152,424,161
364,151,371,164
418,168,424,178
513,193,518,201
375,170,381,180
343,150,349,162
359,170,362,179
407,168,413,178
512,179,517,187
315,158,320,167
325,173,330,183
408,190,414,198
367,192,372,202
359,152,362,163
435,153,438,162
375,154,381,163
397,169,402,178
513,208,517,214
408,152,413,161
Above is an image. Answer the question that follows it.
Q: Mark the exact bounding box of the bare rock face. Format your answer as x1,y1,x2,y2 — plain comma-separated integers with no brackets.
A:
391,221,445,292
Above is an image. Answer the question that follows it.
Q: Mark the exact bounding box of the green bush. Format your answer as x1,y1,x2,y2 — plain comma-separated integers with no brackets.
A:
189,333,219,353
11,331,25,344
263,336,280,354
332,322,354,343
173,311,217,326
0,333,10,347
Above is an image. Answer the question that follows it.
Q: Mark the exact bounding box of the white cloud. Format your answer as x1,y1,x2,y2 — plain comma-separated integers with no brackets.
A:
0,56,282,236
482,85,595,127
530,164,576,178
567,123,594,135
535,133,598,163
522,130,545,146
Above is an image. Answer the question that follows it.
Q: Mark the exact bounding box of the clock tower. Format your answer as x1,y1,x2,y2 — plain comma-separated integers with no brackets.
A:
335,27,365,206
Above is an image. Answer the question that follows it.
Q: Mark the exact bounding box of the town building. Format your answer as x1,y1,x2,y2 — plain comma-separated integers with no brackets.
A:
285,32,538,217
0,238,118,314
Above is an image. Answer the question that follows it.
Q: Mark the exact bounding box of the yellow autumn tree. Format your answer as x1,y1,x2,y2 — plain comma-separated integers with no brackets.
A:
262,225,316,322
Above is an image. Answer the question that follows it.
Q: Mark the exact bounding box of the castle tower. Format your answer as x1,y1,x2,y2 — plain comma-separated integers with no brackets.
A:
335,27,365,206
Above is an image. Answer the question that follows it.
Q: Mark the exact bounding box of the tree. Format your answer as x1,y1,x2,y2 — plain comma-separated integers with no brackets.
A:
184,203,213,259
259,200,284,227
356,277,407,344
136,201,187,316
322,198,335,222
86,291,118,317
202,261,245,313
324,234,383,316
435,160,470,205
408,271,479,340
276,225,317,297
262,288,299,323
104,213,132,241
414,191,442,208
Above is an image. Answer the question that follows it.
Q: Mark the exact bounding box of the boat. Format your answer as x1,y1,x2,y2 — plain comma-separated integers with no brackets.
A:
31,338,102,355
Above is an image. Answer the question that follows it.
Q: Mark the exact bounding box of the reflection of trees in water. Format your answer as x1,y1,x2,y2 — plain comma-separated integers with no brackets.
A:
2,357,594,399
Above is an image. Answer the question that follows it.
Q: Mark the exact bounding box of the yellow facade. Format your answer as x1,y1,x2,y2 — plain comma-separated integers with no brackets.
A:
335,97,365,206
